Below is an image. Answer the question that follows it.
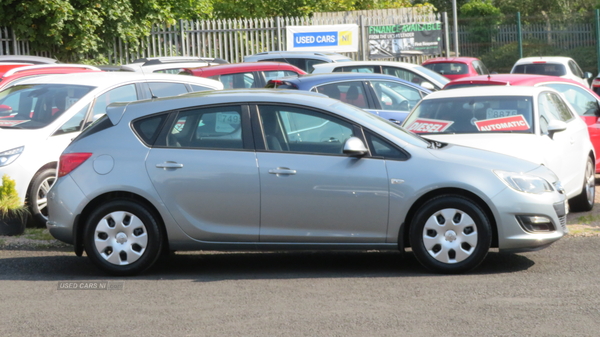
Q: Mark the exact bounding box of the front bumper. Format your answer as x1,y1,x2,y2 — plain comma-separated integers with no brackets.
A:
492,185,567,252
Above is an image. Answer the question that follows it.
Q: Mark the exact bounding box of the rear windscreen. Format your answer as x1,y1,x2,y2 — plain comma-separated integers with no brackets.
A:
512,63,566,76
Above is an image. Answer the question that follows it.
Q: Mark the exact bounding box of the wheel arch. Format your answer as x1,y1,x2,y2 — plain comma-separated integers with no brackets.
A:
399,187,498,250
25,162,58,199
73,191,169,257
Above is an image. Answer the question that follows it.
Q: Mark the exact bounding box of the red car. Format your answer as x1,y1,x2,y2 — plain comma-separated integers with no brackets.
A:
0,64,102,90
421,57,490,81
182,62,306,89
445,74,600,172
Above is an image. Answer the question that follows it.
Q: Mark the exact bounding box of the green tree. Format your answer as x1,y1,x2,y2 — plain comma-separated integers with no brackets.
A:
211,0,426,19
0,0,212,63
459,0,503,43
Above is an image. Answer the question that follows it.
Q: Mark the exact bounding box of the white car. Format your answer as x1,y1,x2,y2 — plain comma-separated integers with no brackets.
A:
0,72,223,226
311,61,450,91
511,57,593,88
402,86,595,212
119,57,228,74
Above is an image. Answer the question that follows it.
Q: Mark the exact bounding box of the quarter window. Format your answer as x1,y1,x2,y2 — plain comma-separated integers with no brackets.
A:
147,82,189,97
538,92,574,123
371,80,423,111
258,105,354,155
92,84,138,118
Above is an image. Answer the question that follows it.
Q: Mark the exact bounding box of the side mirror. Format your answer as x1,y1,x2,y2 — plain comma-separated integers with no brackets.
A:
547,120,567,139
420,82,435,91
584,72,593,79
343,137,368,157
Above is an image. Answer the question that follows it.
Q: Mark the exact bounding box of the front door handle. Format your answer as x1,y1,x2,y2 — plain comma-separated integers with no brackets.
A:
156,162,184,169
269,167,296,175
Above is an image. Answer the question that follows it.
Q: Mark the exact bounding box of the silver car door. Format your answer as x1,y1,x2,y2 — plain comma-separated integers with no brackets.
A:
255,104,390,243
145,105,260,242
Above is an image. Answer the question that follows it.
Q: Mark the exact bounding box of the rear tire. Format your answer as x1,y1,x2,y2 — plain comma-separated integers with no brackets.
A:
409,195,491,274
84,199,163,276
27,168,56,228
569,156,595,212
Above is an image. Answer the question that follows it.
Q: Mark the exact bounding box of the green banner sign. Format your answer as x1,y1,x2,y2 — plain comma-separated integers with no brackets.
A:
367,22,442,58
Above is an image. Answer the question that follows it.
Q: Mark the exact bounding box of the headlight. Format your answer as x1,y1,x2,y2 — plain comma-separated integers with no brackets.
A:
0,146,24,167
494,170,554,194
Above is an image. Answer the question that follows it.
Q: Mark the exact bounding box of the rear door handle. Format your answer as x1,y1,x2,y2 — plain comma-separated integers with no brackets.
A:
156,162,184,169
269,167,296,175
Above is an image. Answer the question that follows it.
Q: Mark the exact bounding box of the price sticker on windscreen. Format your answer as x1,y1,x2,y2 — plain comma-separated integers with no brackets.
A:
406,118,454,133
0,120,27,127
474,115,530,132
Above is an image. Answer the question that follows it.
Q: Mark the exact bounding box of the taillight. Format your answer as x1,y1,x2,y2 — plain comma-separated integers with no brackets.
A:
592,79,600,87
58,153,92,177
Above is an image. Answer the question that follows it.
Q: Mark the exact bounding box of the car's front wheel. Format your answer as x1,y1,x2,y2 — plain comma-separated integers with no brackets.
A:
409,195,492,274
27,168,56,228
84,199,163,276
569,156,595,212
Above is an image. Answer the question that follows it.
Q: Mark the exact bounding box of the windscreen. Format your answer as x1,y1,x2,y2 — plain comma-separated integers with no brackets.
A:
403,95,534,134
0,83,94,129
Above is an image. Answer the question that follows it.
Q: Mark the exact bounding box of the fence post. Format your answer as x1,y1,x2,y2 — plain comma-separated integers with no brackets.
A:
443,12,450,57
596,9,600,73
517,12,523,59
360,15,366,61
452,0,459,55
179,19,186,57
276,17,282,51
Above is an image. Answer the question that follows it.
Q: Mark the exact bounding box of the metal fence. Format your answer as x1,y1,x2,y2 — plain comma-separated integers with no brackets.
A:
1,8,443,65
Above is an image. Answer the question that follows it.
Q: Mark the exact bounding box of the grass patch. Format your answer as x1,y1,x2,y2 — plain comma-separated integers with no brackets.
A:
567,225,600,237
21,228,55,241
574,214,600,225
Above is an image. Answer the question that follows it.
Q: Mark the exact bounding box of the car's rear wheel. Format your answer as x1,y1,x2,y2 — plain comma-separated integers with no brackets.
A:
409,195,491,274
27,168,56,228
569,156,595,212
84,199,163,276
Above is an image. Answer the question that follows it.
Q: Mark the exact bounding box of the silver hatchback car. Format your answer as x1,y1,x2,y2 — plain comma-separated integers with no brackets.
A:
47,90,567,275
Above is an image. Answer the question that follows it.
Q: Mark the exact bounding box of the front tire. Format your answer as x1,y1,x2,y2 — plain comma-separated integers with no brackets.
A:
569,156,595,212
84,199,163,276
27,168,56,227
409,195,491,274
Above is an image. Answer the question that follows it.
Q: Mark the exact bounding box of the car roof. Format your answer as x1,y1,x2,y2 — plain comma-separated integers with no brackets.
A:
107,89,379,127
12,71,223,89
513,56,574,64
0,63,33,75
271,72,427,89
245,51,352,61
422,57,479,64
1,64,101,78
129,56,229,65
425,85,551,100
445,74,585,88
186,62,306,76
0,55,59,64
312,60,421,69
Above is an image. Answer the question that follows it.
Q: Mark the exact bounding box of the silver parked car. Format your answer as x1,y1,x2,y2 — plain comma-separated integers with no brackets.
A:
47,89,567,275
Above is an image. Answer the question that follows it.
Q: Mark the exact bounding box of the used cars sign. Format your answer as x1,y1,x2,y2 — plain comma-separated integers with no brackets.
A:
286,24,358,52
